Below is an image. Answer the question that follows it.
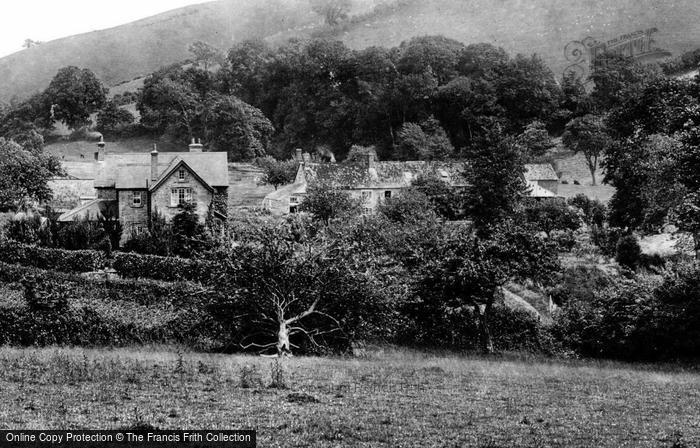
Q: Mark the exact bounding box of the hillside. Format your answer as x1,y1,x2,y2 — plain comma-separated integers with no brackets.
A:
3,0,700,102
0,0,320,102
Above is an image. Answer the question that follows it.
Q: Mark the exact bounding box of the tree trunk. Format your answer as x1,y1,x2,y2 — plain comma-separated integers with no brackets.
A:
277,320,291,357
475,303,494,354
694,233,700,260
588,155,598,186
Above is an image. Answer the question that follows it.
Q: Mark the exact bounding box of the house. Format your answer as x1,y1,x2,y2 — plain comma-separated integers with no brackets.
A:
263,148,469,215
58,139,229,244
263,149,561,215
524,163,560,198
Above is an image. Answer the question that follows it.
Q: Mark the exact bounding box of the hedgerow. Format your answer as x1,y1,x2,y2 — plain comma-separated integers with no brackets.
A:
0,240,106,273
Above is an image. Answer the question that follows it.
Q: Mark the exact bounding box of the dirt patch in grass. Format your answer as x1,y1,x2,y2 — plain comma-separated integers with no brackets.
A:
0,346,697,447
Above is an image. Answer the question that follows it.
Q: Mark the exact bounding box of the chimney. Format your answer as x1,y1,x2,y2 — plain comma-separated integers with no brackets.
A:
95,136,105,162
151,144,158,181
189,137,203,152
366,151,376,170
295,148,303,162
302,153,311,163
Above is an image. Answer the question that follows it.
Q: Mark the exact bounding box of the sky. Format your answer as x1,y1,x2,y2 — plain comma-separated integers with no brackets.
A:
0,0,207,58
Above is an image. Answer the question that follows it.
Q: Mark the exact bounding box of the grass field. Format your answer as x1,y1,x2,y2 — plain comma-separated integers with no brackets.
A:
0,346,697,447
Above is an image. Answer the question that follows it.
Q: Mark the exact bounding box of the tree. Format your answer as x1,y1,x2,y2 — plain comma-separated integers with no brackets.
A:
215,222,379,355
96,101,135,135
171,202,214,258
464,133,528,233
205,95,274,161
396,116,454,160
524,199,581,237
419,222,559,353
671,192,700,258
516,120,555,160
410,175,465,220
299,184,361,225
310,0,351,25
256,156,298,190
589,53,658,111
188,41,224,71
0,139,62,211
562,114,611,186
44,66,107,129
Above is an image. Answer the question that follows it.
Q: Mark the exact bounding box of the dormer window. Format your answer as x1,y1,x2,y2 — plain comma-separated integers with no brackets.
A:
178,168,186,182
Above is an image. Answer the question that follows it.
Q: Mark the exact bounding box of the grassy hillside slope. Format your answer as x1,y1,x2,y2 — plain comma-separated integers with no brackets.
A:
0,0,318,102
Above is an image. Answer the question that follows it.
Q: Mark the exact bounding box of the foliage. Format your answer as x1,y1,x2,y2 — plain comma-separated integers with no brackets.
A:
112,252,222,284
463,134,528,233
615,234,642,270
0,239,107,273
562,114,611,185
0,138,62,211
567,194,606,227
523,199,581,236
377,190,438,224
170,202,215,258
4,212,52,246
416,221,559,352
310,0,351,25
211,222,387,355
409,175,465,221
96,101,135,136
396,116,454,160
256,156,298,190
590,226,624,258
516,120,555,160
205,96,274,161
671,192,700,256
299,184,361,225
188,41,224,71
44,66,108,129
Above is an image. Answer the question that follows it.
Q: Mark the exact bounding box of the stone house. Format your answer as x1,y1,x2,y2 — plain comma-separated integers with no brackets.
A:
263,149,469,215
263,149,560,215
58,139,229,244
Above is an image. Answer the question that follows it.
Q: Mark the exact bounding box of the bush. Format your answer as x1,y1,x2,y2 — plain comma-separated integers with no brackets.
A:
567,194,606,227
616,234,641,270
0,240,106,272
590,226,624,257
112,252,223,284
0,262,226,348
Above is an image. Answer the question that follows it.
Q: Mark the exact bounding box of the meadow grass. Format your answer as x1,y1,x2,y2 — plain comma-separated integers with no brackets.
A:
0,345,697,447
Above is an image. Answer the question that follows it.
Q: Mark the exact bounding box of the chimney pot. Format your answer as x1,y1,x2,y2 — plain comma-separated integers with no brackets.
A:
150,148,158,181
295,148,303,162
189,137,203,152
96,137,105,161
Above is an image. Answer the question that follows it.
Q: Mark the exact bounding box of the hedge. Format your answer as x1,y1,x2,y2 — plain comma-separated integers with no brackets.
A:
0,240,106,273
0,240,225,284
0,262,227,348
112,252,223,284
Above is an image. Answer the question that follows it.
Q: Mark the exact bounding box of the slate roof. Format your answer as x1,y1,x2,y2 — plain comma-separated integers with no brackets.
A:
94,152,229,189
302,161,469,189
524,164,558,181
57,199,118,222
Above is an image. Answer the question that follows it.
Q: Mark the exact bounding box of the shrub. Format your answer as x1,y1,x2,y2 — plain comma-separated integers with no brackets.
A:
0,240,106,272
616,234,641,270
112,252,222,284
567,194,606,227
590,226,624,257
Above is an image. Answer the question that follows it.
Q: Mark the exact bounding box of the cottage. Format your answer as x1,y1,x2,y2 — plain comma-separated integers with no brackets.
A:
263,149,560,215
58,139,229,244
263,148,469,215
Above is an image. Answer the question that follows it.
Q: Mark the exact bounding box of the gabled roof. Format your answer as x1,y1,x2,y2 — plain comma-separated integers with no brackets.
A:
264,182,307,202
524,164,558,181
525,180,558,198
302,161,469,189
57,199,118,222
149,157,213,192
95,151,229,189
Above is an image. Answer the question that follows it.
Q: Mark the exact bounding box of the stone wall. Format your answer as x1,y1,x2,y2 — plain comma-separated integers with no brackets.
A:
150,168,213,223
118,189,149,244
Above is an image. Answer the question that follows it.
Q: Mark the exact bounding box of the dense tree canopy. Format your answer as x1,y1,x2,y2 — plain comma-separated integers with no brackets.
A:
44,66,108,129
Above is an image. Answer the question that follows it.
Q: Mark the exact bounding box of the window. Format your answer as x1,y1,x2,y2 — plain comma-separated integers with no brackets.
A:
362,207,372,216
290,196,299,205
361,190,372,200
178,168,186,181
131,191,143,207
170,187,192,207
384,191,392,199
